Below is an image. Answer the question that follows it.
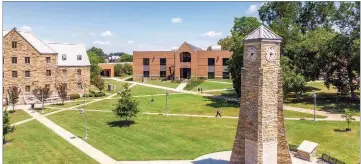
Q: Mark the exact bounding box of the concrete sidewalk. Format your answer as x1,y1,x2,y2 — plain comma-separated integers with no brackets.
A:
22,107,117,164
176,81,188,91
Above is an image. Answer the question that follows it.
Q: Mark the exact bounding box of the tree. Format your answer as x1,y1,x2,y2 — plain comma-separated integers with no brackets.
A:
114,64,123,77
218,16,260,96
88,51,105,85
122,63,133,75
281,56,306,96
93,76,105,92
32,86,51,113
7,86,21,111
119,54,133,62
87,47,106,57
341,108,356,131
3,109,14,144
113,83,139,122
56,83,67,105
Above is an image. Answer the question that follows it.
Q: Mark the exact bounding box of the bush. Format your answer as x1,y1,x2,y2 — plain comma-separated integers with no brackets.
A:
69,93,80,99
184,78,204,90
83,93,94,97
114,63,133,77
94,92,106,97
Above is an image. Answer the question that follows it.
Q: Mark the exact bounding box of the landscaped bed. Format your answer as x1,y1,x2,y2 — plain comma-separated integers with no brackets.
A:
48,111,359,163
4,120,98,164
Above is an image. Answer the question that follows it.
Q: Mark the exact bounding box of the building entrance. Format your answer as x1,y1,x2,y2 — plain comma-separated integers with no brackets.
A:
180,68,191,79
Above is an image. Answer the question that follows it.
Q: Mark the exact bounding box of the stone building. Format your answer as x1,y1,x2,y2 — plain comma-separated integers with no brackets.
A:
3,28,90,104
132,42,232,80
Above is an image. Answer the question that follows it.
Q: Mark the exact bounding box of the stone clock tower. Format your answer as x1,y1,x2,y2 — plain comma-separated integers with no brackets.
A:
230,25,292,164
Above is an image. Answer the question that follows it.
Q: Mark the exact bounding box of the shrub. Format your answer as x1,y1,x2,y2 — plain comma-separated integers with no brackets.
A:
83,93,94,97
184,78,204,90
94,92,106,97
69,93,80,99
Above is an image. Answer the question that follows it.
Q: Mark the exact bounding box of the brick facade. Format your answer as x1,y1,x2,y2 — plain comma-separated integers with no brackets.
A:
3,29,90,104
133,42,232,81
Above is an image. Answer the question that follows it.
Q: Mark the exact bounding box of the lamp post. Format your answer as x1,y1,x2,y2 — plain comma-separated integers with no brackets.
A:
80,83,88,141
312,92,317,121
165,90,169,116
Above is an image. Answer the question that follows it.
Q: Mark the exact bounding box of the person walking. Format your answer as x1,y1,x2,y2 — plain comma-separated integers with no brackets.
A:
215,106,222,118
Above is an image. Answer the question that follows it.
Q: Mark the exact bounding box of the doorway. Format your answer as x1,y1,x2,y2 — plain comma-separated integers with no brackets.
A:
180,68,191,79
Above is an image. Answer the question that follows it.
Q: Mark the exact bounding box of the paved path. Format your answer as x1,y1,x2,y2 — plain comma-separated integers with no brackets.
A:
176,81,188,91
21,106,117,164
285,105,360,121
202,88,233,93
207,80,233,84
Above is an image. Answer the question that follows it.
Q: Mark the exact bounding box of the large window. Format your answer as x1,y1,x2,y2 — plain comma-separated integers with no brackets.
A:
208,72,215,79
143,58,150,65
46,57,51,63
46,70,52,76
223,58,229,65
208,58,215,66
25,57,30,64
180,52,191,62
12,41,17,48
77,69,82,75
25,86,31,92
11,57,17,64
160,58,166,65
222,72,230,79
12,71,17,78
143,71,149,77
160,71,166,78
25,71,30,77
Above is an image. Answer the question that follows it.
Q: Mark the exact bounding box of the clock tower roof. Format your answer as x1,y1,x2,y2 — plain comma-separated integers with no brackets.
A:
244,25,282,42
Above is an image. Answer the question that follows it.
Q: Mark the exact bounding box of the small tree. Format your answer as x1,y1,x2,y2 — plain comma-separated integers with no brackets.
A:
32,85,51,113
7,86,21,111
113,83,139,122
94,76,105,92
341,109,356,131
56,83,67,105
3,109,15,144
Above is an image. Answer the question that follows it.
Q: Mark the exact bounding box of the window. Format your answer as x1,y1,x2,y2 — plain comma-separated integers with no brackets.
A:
208,58,215,66
208,72,215,79
223,58,229,66
12,41,17,48
160,58,166,65
46,70,51,76
77,54,82,60
143,71,149,77
11,57,17,64
77,83,83,90
143,58,150,65
45,84,50,88
25,86,30,92
62,54,67,60
160,71,166,78
25,71,30,77
222,72,230,79
25,57,30,64
46,57,51,63
12,71,17,78
77,69,81,75
62,69,67,76
180,52,191,62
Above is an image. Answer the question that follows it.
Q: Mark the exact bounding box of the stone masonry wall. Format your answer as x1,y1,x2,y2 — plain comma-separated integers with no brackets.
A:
56,66,90,96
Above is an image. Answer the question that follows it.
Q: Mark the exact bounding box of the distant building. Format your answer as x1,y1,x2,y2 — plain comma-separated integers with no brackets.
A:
133,42,232,80
108,55,120,63
3,28,91,104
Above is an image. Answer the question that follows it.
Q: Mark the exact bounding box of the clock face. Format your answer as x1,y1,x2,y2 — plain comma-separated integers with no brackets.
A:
246,46,257,62
265,46,277,62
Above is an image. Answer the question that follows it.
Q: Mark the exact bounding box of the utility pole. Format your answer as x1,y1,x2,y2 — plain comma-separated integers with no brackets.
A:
312,92,317,121
83,83,88,141
165,90,169,116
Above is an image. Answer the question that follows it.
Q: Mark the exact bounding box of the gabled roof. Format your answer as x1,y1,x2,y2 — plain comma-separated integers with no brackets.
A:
3,29,57,54
47,43,91,67
174,42,203,51
244,25,282,41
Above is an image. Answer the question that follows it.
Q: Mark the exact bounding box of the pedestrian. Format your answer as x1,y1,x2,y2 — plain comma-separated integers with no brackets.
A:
200,88,203,94
215,106,222,118
197,88,200,93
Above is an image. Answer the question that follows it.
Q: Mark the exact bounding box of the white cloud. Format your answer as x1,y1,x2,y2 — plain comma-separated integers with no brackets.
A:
19,26,32,32
100,30,112,37
127,40,134,44
201,31,222,37
90,33,95,36
93,41,110,45
171,17,183,23
246,4,259,14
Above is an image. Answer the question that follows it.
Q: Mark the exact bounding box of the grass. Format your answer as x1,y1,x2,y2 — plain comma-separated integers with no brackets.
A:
103,79,126,93
48,111,359,163
285,81,360,114
208,79,233,83
82,94,326,118
33,108,61,114
284,110,326,118
47,100,91,109
205,90,239,98
129,85,172,96
4,120,98,164
144,80,181,88
8,110,31,124
191,81,232,91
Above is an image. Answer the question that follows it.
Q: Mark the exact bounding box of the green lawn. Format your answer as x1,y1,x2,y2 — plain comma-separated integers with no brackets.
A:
191,81,233,91
285,81,360,114
4,120,98,164
48,111,359,163
47,101,91,109
33,108,62,114
205,90,239,98
144,80,181,88
83,94,325,118
103,79,126,93
129,85,171,96
284,110,326,118
8,110,32,124
207,79,233,83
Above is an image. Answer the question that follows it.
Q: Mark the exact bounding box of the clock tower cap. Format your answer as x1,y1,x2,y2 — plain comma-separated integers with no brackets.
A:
243,25,282,42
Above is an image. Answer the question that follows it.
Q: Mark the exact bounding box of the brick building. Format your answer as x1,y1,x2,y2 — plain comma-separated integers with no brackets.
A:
133,42,232,80
3,28,91,104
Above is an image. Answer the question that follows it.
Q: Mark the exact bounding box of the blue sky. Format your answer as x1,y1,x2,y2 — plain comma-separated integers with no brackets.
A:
3,2,263,54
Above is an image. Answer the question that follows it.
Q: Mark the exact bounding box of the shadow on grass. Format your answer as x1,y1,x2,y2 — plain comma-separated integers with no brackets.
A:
107,120,136,128
203,96,240,109
333,128,351,133
303,85,321,92
192,158,229,164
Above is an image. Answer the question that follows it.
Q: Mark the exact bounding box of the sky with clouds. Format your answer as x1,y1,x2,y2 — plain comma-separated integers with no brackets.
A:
3,2,263,54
